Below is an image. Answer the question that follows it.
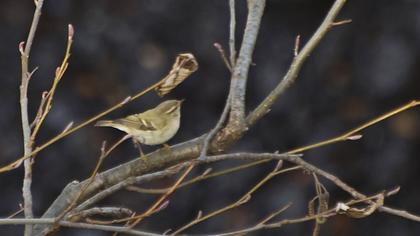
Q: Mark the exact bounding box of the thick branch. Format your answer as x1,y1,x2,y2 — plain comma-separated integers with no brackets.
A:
34,137,204,235
229,0,236,66
226,0,265,132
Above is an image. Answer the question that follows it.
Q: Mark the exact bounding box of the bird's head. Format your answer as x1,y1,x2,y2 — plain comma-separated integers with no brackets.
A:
156,99,184,117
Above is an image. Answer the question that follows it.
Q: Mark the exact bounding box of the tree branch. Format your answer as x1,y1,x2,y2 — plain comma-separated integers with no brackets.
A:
225,0,266,136
19,0,45,235
31,1,420,235
229,0,236,66
247,0,348,126
0,218,162,236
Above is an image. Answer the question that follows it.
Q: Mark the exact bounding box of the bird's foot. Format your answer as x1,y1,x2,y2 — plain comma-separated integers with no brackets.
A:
133,140,145,158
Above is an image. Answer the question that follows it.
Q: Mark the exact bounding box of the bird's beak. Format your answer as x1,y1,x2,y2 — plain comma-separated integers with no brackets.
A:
179,99,185,105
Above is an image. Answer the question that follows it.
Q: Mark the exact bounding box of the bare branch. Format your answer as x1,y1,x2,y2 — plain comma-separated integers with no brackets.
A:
199,152,302,163
0,218,161,236
19,0,45,235
172,165,300,235
0,72,170,173
124,163,196,231
74,162,191,213
229,0,236,66
30,24,75,141
199,92,231,160
226,0,266,133
68,207,134,222
47,135,131,233
247,0,348,126
126,161,267,194
33,99,420,235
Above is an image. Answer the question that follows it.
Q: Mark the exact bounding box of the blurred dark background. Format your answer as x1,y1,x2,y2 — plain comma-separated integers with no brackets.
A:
0,0,419,235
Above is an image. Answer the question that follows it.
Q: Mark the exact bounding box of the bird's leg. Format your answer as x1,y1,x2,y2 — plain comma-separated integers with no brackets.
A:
160,143,171,153
133,139,145,157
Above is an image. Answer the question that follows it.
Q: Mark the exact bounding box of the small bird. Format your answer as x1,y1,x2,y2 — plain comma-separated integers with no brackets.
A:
95,99,183,154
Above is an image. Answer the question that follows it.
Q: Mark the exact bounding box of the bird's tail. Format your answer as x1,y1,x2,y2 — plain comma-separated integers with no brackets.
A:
95,120,115,127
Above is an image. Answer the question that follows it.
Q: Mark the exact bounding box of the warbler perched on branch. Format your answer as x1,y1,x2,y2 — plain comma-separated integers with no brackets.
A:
95,99,183,154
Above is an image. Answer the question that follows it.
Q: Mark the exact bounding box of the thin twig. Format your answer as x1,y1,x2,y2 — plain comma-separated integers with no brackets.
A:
205,100,420,192
35,136,131,235
7,204,24,219
331,19,352,26
0,218,161,236
31,24,74,141
256,203,293,225
247,0,348,126
199,152,302,163
112,163,196,235
208,192,397,236
135,164,195,222
0,75,169,173
287,100,420,154
199,91,231,160
171,165,300,235
19,0,45,235
230,153,420,223
73,163,191,212
57,135,130,221
126,160,267,194
30,90,47,129
214,43,232,71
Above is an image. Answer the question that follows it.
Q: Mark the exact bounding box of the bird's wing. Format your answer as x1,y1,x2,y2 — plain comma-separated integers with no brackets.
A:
114,114,159,131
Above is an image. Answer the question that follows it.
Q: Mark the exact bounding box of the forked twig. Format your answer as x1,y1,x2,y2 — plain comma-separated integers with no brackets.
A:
0,73,168,173
171,165,300,235
19,0,45,235
50,135,131,233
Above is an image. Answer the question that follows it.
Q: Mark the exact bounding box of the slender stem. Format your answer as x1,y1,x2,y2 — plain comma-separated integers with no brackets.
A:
172,166,300,235
20,1,45,235
31,25,74,140
117,163,196,233
59,136,130,219
0,218,161,236
199,92,231,160
77,164,190,216
0,79,166,173
247,0,348,126
286,100,420,154
126,160,266,194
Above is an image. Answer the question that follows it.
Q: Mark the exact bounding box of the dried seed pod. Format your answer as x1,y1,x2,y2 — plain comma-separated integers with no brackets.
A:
155,53,198,97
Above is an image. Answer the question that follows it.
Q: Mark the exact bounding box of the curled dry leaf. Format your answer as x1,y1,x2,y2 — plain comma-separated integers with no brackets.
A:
335,194,384,218
155,53,198,97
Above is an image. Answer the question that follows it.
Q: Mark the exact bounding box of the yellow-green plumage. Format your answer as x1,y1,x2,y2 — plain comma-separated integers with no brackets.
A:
95,100,182,145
